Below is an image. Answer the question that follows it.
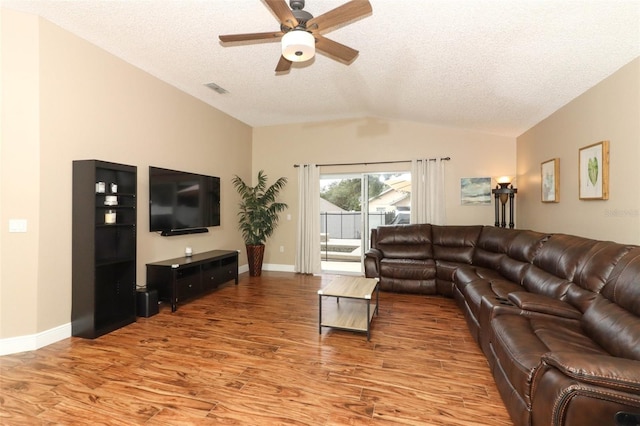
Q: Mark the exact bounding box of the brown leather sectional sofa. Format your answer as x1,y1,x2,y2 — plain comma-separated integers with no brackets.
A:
364,224,640,426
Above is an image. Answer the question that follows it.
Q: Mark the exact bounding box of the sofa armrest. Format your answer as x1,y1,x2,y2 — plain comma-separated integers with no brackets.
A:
541,351,640,393
532,354,640,426
508,291,582,319
364,248,383,260
364,248,383,278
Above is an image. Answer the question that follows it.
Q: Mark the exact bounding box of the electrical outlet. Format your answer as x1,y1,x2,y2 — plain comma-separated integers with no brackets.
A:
279,246,284,253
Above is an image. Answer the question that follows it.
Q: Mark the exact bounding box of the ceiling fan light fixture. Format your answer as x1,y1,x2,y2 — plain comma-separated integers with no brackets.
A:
281,30,315,62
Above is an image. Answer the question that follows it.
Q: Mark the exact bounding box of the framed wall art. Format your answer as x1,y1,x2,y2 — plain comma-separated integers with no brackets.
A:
460,177,491,205
579,140,609,200
541,158,560,203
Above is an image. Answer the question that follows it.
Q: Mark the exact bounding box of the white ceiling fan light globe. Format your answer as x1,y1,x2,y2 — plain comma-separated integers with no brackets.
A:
281,30,315,62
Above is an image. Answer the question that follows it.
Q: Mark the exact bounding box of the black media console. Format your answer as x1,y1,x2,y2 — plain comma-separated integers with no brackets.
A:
146,250,239,312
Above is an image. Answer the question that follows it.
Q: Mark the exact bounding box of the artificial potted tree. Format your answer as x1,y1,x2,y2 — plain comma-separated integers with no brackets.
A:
232,170,288,276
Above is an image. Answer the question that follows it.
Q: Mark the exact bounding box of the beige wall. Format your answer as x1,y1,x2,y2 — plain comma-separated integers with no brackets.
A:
1,10,251,340
1,9,42,339
517,58,640,244
252,118,516,267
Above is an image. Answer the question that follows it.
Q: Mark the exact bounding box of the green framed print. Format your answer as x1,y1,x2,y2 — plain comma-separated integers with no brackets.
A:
579,141,609,200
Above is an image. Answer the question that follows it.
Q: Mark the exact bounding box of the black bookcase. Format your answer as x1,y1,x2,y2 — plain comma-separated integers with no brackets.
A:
72,160,137,338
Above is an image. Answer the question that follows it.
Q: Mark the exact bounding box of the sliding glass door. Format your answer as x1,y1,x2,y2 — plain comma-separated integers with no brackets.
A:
320,174,362,273
320,172,411,274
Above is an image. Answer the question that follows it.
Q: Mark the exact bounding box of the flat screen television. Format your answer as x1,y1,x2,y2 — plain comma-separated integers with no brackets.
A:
149,166,220,235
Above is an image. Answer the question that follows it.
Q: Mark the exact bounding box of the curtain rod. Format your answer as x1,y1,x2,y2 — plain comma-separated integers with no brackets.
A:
293,157,450,168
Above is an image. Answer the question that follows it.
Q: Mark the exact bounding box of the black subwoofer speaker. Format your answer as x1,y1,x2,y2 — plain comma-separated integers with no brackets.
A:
136,288,159,317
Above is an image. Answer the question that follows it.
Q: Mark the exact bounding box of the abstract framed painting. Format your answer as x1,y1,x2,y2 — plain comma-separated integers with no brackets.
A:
460,177,491,205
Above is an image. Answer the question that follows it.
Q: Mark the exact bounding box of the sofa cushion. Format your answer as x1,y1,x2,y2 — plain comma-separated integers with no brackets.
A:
528,235,631,312
379,258,436,281
582,298,640,361
469,229,548,287
491,314,604,407
582,248,640,361
507,230,549,263
431,225,482,263
378,276,436,294
375,224,433,259
533,234,598,281
573,241,632,293
472,228,548,271
562,241,634,312
602,248,640,316
532,235,627,284
521,265,573,299
473,227,518,270
498,256,532,285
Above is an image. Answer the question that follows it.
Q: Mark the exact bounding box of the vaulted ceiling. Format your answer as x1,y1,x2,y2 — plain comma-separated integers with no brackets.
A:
2,0,639,137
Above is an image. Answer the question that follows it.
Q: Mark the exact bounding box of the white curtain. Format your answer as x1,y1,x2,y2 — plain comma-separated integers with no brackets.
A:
295,164,321,274
411,158,446,225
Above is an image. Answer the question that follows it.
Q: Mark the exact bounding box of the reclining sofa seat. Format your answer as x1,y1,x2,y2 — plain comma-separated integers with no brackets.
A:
530,247,640,425
431,225,483,296
364,224,436,294
364,224,640,426
363,224,483,296
452,226,550,344
496,245,640,425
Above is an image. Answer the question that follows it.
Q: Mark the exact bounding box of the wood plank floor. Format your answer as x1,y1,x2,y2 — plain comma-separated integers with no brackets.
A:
0,272,512,425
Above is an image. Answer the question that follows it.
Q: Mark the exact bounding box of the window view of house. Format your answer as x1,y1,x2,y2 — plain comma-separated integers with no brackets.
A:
319,173,411,273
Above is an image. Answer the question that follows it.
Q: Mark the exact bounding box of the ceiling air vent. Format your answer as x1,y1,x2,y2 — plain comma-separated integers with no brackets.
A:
205,82,228,95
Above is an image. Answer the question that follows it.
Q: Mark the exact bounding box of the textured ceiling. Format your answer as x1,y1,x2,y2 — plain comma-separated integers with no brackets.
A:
2,0,639,137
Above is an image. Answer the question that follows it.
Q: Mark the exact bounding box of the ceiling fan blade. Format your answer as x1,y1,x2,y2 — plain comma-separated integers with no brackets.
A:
219,31,284,43
306,0,372,33
275,55,292,72
265,0,299,29
314,35,359,64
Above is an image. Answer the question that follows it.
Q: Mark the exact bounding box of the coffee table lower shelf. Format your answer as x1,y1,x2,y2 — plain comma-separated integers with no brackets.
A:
320,300,377,336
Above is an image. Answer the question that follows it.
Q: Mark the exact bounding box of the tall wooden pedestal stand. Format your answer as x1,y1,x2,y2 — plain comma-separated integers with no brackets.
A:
492,184,517,228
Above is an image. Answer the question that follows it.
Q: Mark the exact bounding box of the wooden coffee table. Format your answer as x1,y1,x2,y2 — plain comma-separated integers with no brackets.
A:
318,276,379,340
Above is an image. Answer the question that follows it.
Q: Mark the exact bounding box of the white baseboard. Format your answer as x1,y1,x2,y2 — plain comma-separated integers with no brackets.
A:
238,263,295,273
0,322,71,356
263,263,295,272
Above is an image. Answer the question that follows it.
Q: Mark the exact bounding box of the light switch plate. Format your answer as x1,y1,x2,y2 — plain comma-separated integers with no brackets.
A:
9,219,27,233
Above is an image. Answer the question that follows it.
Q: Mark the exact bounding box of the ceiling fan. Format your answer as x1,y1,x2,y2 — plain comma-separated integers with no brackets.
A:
219,0,372,72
